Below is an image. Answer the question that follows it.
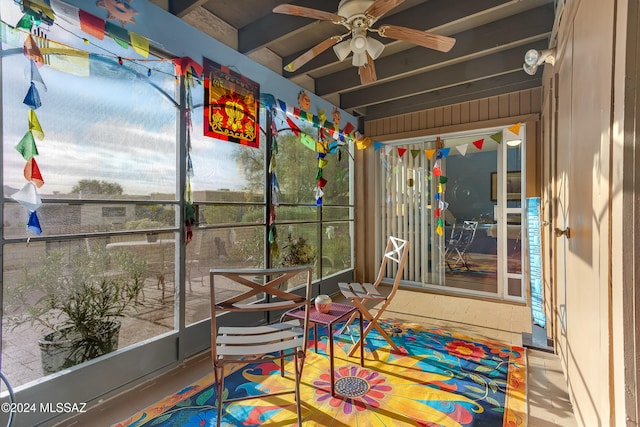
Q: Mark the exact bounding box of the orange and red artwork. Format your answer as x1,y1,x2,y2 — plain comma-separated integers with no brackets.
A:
203,58,260,148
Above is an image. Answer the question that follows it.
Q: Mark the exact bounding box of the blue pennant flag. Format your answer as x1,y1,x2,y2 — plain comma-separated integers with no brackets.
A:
27,210,42,235
23,82,41,109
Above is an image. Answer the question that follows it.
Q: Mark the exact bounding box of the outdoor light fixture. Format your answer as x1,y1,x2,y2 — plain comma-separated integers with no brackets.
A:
506,139,522,147
333,28,385,66
523,48,556,75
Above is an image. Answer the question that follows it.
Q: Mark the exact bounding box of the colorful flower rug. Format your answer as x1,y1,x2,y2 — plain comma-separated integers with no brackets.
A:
115,320,526,427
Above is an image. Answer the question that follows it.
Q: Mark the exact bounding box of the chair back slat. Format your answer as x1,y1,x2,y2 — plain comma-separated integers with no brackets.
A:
209,265,313,364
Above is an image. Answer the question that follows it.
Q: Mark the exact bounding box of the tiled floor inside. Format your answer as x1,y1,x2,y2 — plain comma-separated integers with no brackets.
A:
56,290,578,427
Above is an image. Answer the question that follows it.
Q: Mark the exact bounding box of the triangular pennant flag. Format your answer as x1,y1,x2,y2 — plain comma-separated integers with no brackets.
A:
472,138,484,150
438,218,444,227
436,224,443,236
23,35,44,66
456,144,468,156
286,117,300,136
268,155,276,173
433,166,442,177
23,82,41,110
490,131,503,144
16,14,33,31
318,158,329,168
24,158,44,187
438,183,443,193
507,123,521,136
315,187,324,199
172,57,204,78
317,177,328,188
15,131,38,160
79,9,105,40
425,149,436,160
316,169,323,180
439,200,449,210
30,60,47,91
27,210,42,235
440,148,451,158
410,149,420,159
434,208,441,218
11,182,42,211
374,141,383,151
397,148,407,158
130,32,149,58
28,109,44,140
104,21,130,49
439,176,448,184
384,145,392,155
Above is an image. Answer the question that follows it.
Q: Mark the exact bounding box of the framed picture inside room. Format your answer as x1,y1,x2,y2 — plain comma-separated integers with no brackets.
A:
491,171,521,201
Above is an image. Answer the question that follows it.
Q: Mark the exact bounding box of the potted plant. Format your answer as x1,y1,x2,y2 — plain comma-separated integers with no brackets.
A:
280,233,317,267
6,244,146,375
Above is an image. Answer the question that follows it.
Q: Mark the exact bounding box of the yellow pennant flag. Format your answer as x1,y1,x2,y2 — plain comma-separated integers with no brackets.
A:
130,32,149,58
425,149,436,160
436,224,443,236
28,110,44,140
507,123,521,136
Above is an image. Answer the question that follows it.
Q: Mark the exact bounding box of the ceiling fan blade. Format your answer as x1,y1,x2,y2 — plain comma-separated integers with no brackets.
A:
358,53,378,85
273,4,342,23
378,25,456,52
285,36,343,72
365,0,406,20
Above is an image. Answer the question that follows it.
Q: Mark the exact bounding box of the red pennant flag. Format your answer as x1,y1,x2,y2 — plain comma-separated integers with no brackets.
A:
24,158,44,188
317,177,328,188
172,57,204,77
472,138,484,150
433,166,442,177
79,9,105,40
286,117,300,136
398,148,407,158
342,122,355,135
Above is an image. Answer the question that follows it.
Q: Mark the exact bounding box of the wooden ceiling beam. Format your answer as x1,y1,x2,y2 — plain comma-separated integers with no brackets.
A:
363,72,542,120
340,40,548,110
238,0,340,53
315,4,554,96
169,0,208,17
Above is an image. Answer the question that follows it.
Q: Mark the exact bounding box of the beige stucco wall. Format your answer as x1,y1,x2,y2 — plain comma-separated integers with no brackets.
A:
542,0,638,425
362,0,640,424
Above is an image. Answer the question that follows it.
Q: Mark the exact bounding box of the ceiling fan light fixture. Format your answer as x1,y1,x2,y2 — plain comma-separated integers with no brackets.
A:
352,51,367,67
350,34,367,54
365,36,385,59
333,39,352,62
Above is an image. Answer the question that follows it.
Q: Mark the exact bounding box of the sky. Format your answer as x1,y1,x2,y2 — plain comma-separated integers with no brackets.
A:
1,0,248,197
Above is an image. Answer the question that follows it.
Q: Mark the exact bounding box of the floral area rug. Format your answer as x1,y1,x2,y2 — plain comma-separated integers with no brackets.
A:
115,320,526,427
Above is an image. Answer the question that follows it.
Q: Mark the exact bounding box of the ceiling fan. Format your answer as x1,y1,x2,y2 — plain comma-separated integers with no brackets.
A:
273,0,456,84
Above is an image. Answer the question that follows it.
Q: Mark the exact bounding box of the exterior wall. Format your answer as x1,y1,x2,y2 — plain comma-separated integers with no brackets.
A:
361,88,542,285
543,0,639,425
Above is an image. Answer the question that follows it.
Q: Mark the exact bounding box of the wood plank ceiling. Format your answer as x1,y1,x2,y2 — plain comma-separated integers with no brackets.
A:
161,0,556,122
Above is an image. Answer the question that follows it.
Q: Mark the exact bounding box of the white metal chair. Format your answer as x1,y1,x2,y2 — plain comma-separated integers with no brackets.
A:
444,220,478,270
209,265,313,427
338,236,410,357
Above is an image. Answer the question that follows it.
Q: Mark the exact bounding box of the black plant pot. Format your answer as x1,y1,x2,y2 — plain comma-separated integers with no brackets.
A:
38,320,121,375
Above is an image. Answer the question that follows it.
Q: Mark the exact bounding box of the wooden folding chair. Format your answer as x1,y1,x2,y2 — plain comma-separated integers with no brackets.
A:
339,236,410,357
209,265,313,427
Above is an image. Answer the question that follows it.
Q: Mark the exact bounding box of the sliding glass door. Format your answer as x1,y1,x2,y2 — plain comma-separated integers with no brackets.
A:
378,127,525,301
